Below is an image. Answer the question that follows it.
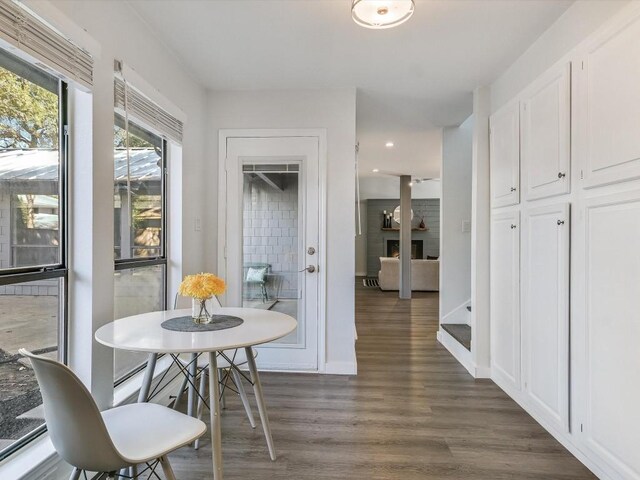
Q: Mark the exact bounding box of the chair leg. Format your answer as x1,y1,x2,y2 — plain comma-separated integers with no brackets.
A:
172,373,189,410
68,468,81,480
232,367,256,428
159,456,177,480
219,368,226,410
194,368,208,450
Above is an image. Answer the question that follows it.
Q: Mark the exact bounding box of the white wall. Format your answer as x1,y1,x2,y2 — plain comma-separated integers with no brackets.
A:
491,0,630,112
355,177,440,275
206,89,357,374
440,116,473,324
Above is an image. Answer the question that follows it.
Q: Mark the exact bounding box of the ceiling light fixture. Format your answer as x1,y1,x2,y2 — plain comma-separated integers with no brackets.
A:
385,141,394,147
352,0,415,30
372,168,380,173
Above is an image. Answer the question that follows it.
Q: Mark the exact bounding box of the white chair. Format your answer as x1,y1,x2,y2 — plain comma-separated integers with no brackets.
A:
19,349,206,480
172,294,257,449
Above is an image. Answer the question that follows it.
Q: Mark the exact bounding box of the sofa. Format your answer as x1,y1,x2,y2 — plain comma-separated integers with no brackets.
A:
378,257,439,291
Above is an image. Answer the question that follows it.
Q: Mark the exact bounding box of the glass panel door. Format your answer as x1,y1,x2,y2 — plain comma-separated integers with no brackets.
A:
242,163,300,345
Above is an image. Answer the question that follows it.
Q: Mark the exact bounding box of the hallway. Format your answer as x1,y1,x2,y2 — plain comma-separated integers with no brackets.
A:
172,282,594,479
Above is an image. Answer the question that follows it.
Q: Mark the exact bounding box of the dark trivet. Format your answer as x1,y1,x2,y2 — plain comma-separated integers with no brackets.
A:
161,315,244,332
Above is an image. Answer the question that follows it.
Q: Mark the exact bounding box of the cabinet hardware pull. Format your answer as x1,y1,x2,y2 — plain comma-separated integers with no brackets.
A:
510,224,517,229
558,172,566,179
510,187,517,192
557,220,565,225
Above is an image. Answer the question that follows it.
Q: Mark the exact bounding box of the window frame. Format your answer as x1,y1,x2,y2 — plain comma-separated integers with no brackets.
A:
113,120,168,384
0,68,69,463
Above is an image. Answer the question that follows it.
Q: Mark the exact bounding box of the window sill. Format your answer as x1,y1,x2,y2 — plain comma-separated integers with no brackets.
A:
0,356,173,479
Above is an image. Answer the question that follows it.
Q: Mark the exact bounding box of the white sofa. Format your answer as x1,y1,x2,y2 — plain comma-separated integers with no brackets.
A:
378,257,439,291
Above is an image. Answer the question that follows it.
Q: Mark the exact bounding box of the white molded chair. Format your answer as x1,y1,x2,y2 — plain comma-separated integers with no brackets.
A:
19,349,206,480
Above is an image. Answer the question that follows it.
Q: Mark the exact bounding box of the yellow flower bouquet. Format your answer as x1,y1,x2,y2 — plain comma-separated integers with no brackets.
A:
179,273,226,323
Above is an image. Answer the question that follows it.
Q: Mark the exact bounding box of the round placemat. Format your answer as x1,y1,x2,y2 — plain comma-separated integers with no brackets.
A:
161,315,244,332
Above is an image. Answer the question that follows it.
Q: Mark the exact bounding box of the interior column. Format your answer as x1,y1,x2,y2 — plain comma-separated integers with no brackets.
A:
399,175,412,299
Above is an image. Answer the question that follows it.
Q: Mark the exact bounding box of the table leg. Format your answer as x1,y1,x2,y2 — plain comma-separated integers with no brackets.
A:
245,346,276,461
209,352,223,480
187,353,198,418
137,353,158,403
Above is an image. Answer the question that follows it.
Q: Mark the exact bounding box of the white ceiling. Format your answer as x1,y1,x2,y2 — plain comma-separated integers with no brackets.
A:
127,0,572,178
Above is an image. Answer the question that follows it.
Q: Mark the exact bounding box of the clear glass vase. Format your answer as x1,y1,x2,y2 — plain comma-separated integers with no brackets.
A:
191,297,213,324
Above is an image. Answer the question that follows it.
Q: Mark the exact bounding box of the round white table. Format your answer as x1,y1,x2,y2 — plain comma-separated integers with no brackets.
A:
95,307,297,480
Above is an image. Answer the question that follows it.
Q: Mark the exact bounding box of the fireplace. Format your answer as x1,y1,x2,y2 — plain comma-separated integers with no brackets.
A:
386,239,423,259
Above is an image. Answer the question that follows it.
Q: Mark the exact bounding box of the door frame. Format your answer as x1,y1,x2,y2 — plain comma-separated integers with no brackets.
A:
217,129,328,373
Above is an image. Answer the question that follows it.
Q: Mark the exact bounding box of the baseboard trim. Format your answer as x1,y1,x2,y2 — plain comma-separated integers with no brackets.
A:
437,329,475,377
324,361,357,375
492,375,615,480
441,299,471,325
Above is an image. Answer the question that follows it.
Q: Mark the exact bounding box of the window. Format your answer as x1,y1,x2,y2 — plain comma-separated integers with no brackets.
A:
0,49,68,460
113,114,167,382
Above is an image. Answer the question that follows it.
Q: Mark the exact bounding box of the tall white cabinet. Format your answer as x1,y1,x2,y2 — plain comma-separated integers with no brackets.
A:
489,5,640,480
490,210,520,391
521,203,570,433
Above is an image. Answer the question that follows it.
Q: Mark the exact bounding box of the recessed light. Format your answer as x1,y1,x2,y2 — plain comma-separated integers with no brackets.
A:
409,182,414,187
385,142,394,148
372,168,380,173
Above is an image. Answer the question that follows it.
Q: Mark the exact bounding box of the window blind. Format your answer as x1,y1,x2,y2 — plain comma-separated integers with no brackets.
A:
114,77,184,143
0,0,92,88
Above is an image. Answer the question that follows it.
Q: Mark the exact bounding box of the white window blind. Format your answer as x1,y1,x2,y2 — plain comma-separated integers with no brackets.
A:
0,0,92,88
114,77,183,143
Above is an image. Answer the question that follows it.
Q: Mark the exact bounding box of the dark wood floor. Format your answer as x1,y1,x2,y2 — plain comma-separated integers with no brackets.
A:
171,282,595,479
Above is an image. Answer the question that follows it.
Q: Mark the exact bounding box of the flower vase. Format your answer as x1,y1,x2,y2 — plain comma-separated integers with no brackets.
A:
192,297,213,324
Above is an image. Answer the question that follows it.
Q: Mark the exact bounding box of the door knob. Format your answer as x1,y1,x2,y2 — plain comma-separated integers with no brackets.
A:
300,265,316,273
558,172,566,179
510,187,517,192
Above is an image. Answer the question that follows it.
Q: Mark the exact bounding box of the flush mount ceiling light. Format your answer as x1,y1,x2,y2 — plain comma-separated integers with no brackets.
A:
352,0,415,30
385,141,394,147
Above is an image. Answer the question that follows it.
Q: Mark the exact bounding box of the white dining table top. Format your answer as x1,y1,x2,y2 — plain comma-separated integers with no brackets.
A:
94,307,297,353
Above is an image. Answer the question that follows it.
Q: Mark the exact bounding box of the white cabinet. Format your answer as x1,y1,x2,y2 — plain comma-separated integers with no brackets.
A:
579,14,640,188
581,190,640,478
521,64,571,200
521,203,570,433
490,102,520,208
490,210,520,391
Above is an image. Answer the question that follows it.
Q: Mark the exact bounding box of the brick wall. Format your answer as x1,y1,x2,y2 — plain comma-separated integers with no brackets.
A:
243,175,299,299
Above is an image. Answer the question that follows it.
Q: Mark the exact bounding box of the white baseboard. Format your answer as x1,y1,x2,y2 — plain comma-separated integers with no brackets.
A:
437,329,475,376
441,299,471,325
492,375,615,480
324,361,357,375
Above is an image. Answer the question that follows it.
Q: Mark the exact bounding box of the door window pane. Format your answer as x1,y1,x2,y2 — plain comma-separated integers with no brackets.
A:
114,116,163,260
114,264,165,380
0,278,61,450
242,166,300,344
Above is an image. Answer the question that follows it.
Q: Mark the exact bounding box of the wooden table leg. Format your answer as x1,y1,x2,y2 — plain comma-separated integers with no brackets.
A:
209,352,224,480
245,346,276,461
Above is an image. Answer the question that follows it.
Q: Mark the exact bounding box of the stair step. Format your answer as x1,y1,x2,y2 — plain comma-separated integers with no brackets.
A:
441,324,471,351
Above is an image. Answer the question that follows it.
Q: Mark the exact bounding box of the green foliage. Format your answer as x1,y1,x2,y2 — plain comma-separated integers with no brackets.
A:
0,66,58,149
114,124,155,149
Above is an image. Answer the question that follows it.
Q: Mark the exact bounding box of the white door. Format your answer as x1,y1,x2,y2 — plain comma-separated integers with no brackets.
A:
580,190,640,477
490,209,521,392
521,203,570,432
221,135,321,371
579,14,640,189
490,101,520,208
521,63,571,201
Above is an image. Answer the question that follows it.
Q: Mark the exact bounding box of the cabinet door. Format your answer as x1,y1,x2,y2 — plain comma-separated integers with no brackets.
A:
580,13,640,188
490,210,520,391
581,190,640,477
521,203,570,432
490,102,520,208
521,64,571,200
